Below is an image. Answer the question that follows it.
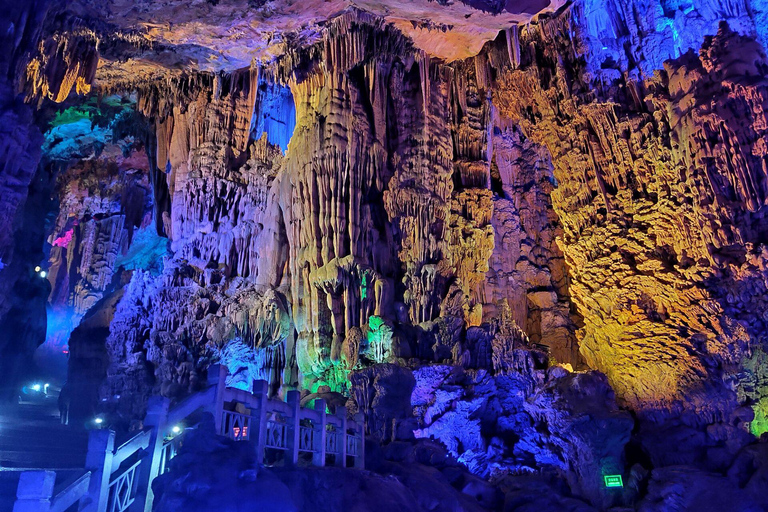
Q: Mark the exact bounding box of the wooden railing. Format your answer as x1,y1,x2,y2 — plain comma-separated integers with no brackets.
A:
12,365,364,512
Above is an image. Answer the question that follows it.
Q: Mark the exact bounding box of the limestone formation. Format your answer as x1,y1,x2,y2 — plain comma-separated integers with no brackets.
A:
4,0,768,509
488,19,768,465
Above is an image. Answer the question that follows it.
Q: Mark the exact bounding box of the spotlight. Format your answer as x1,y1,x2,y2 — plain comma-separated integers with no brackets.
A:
31,384,41,392
39,270,47,278
94,417,104,425
171,425,182,434
34,266,41,272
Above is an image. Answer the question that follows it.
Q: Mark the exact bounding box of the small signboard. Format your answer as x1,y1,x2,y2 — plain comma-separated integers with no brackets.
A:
604,475,623,488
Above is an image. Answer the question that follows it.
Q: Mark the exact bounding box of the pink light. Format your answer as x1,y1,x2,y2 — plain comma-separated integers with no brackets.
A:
52,228,74,248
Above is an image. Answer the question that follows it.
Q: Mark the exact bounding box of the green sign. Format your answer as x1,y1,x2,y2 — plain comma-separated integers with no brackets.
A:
604,475,623,488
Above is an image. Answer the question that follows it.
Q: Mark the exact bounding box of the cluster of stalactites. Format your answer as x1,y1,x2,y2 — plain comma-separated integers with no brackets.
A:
23,28,99,105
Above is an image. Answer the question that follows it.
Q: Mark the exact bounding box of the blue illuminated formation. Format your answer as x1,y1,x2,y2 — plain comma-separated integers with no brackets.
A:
250,81,296,152
114,226,169,275
576,0,768,76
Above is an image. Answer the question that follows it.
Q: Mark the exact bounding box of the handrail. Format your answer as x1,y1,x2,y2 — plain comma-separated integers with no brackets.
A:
49,471,91,512
107,459,141,491
14,365,365,512
219,379,365,470
301,408,321,422
267,400,292,416
111,429,151,473
107,459,141,512
165,385,216,426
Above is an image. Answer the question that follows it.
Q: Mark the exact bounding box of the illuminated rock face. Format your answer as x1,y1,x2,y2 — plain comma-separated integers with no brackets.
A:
490,19,768,463
4,0,768,505
0,1,52,396
408,362,633,508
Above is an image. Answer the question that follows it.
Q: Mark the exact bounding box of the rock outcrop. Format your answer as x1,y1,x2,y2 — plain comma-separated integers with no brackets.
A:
489,18,768,464
0,1,52,397
407,360,633,508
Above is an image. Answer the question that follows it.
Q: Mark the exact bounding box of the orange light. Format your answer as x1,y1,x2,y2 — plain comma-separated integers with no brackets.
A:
232,426,248,437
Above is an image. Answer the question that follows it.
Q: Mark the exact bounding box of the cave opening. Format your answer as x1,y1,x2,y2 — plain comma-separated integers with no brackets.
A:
250,79,297,153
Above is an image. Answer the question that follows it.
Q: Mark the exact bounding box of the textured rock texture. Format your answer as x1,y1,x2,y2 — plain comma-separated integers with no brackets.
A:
405,360,633,508
489,18,768,466
0,0,51,397
66,11,581,420
56,0,567,71
4,0,768,509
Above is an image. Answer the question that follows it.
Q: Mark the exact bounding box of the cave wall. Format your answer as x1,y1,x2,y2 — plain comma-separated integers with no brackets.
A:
3,0,768,491
0,1,51,397
486,11,768,464
131,6,768,467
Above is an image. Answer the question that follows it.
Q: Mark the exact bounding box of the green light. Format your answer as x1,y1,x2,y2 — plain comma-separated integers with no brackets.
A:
749,397,768,437
604,475,623,488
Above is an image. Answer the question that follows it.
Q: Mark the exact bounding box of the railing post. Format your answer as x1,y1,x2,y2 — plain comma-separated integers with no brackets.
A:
312,399,327,467
209,364,227,433
13,471,55,512
82,429,115,512
336,406,348,467
251,380,269,465
354,412,365,469
139,396,170,512
286,390,301,466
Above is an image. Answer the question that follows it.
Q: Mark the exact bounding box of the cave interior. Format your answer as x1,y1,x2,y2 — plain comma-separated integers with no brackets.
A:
2,0,768,510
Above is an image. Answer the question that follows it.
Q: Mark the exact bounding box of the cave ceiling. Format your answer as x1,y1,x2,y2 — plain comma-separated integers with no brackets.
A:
62,0,564,88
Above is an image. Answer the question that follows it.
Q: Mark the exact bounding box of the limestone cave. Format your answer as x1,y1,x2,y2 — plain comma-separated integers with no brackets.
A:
1,0,768,510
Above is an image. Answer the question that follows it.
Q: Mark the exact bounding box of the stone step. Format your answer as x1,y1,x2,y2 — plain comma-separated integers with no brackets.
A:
0,401,89,470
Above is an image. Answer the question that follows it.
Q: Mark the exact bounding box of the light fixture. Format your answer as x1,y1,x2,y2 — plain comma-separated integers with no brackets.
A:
31,384,41,392
34,266,41,272
39,270,47,278
94,417,104,425
171,425,182,434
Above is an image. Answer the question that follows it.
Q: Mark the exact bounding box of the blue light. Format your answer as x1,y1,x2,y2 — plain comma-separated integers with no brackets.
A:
250,81,296,152
576,0,768,77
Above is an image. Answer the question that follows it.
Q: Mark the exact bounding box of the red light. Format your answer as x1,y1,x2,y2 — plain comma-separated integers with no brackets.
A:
232,426,248,437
